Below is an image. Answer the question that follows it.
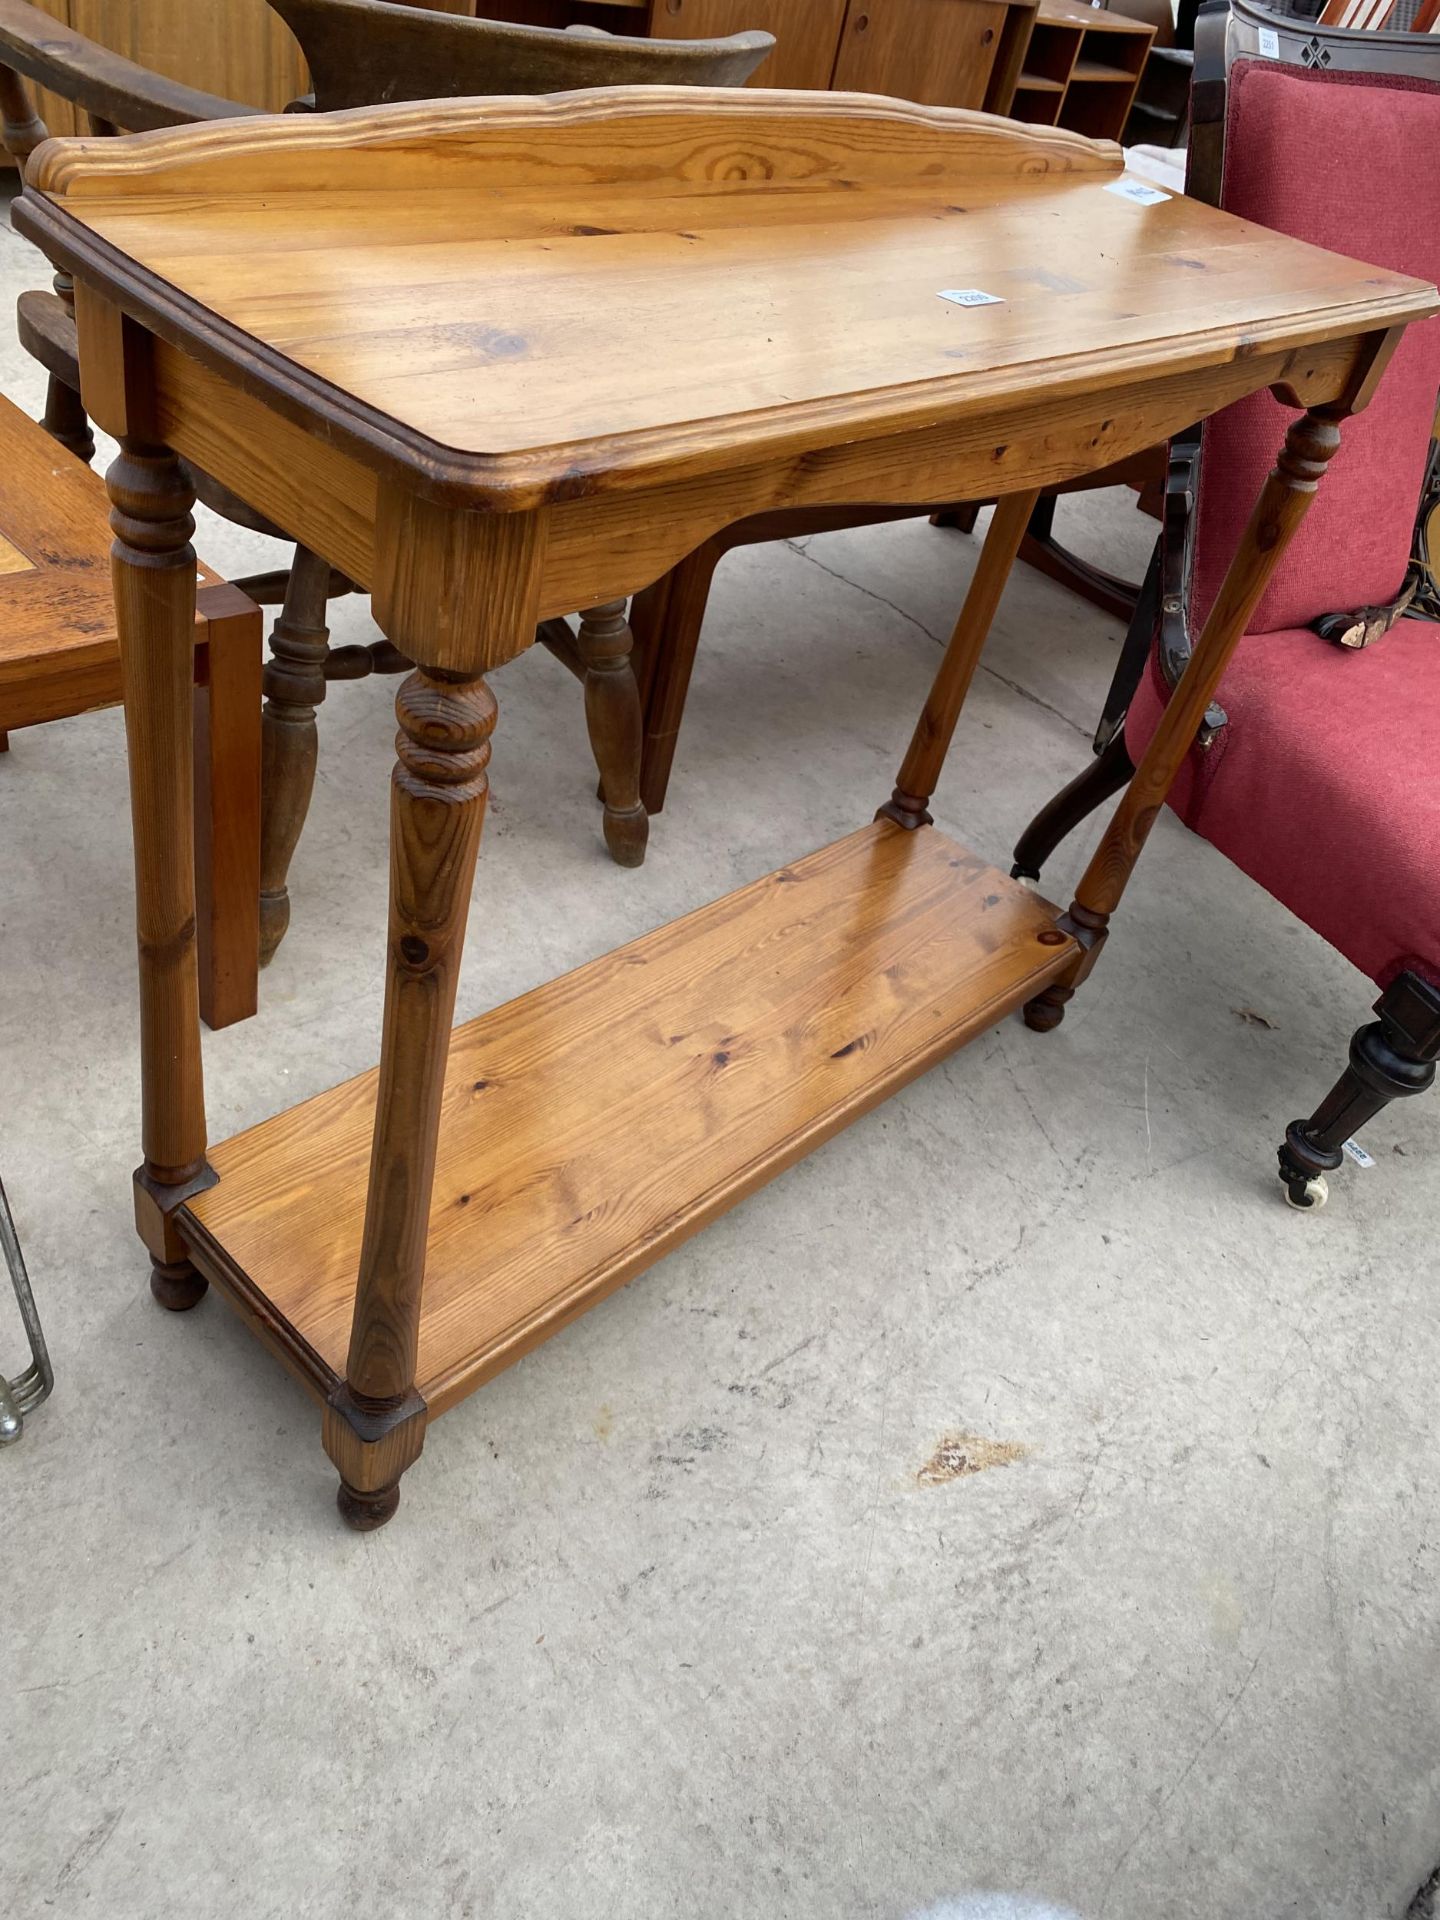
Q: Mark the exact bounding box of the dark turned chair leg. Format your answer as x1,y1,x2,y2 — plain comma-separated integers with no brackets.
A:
259,545,333,966
40,372,95,466
575,599,648,868
1012,728,1136,883
1278,971,1440,1210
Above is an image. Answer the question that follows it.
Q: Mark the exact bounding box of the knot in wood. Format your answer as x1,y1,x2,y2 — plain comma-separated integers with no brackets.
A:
1276,412,1342,491
394,672,496,792
107,445,195,558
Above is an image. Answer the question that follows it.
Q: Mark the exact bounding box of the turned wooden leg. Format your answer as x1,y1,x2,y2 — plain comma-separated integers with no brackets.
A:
0,66,47,167
575,599,648,867
193,585,263,1031
1278,972,1440,1209
630,540,725,818
324,666,497,1528
259,545,332,966
36,252,98,467
878,489,1040,831
41,373,96,467
1024,408,1345,1033
108,441,211,1309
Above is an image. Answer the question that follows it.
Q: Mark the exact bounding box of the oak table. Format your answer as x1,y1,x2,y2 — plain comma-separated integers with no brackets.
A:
17,91,1435,1528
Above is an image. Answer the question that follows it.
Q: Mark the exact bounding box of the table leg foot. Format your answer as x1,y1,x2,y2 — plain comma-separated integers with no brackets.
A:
337,1477,401,1531
150,1255,207,1311
1022,983,1073,1033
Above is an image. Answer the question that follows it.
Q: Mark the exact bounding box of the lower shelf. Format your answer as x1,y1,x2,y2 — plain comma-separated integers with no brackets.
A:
183,822,1077,1417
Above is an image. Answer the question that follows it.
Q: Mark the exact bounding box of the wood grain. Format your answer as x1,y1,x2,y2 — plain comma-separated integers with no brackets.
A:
649,0,845,88
830,0,1017,113
185,822,1077,1415
68,0,305,115
20,91,1434,513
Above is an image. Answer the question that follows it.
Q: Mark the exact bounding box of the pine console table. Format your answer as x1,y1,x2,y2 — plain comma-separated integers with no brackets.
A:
17,92,1434,1528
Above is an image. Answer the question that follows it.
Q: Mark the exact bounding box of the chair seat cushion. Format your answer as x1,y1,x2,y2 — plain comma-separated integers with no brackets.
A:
1125,619,1440,989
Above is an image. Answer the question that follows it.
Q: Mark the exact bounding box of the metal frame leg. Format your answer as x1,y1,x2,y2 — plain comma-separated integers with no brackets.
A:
1,1176,54,1444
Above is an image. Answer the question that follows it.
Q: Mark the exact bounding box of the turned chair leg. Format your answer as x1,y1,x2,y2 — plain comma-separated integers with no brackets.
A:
1278,972,1440,1210
41,373,95,466
575,599,648,867
259,545,333,965
324,667,497,1529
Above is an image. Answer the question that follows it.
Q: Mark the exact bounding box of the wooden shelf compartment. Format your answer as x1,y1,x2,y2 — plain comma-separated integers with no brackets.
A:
1008,87,1065,123
182,822,1077,1420
1013,72,1065,91
1068,58,1137,81
1078,21,1149,72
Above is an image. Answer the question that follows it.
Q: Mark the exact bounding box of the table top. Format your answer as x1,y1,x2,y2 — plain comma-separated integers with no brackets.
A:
20,89,1437,508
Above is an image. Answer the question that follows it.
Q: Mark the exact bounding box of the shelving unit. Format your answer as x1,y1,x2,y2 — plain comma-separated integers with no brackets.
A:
1011,0,1154,139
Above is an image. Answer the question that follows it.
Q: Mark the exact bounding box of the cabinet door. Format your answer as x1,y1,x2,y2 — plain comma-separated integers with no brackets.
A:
69,0,308,112
649,0,848,91
831,0,1014,110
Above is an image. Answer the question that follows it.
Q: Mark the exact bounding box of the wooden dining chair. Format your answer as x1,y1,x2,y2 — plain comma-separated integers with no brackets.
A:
1010,2,1440,1207
0,0,773,963
270,0,773,102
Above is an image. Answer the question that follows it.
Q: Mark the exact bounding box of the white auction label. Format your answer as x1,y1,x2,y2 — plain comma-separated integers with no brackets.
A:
1105,177,1170,207
1257,25,1280,56
937,288,1004,308
1342,1137,1377,1169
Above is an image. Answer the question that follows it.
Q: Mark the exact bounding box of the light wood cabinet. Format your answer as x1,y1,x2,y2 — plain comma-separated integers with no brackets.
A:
21,0,305,142
652,0,1037,108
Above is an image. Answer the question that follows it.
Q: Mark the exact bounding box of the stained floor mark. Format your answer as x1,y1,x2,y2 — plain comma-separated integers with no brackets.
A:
917,1430,1032,1486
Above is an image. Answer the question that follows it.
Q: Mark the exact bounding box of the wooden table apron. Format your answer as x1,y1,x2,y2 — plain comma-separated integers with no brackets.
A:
15,90,1434,1527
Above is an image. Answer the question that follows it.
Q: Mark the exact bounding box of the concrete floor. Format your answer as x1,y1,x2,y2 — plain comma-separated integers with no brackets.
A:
1,186,1437,1920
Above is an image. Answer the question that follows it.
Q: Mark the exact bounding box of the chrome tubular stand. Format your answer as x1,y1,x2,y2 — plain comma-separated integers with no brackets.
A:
1,1175,53,1444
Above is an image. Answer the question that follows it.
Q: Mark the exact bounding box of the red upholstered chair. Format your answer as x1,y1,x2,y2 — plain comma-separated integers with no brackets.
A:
1011,39,1440,1208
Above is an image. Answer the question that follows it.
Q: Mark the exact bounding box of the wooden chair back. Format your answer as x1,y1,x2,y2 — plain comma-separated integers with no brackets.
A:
266,0,775,110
